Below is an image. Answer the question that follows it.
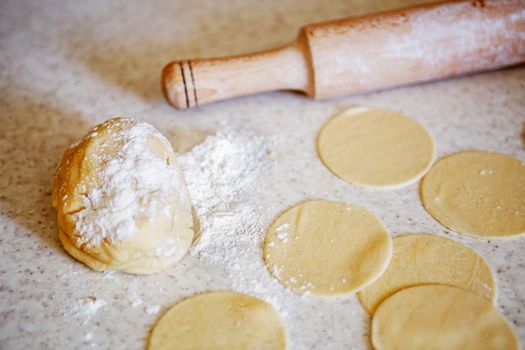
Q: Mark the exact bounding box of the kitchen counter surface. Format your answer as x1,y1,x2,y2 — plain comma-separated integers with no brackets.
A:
1,0,524,349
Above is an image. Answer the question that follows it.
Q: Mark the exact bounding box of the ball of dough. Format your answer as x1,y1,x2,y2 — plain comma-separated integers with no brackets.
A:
358,233,495,313
52,118,194,274
421,151,525,238
148,291,286,350
317,107,435,188
371,285,519,350
263,200,392,296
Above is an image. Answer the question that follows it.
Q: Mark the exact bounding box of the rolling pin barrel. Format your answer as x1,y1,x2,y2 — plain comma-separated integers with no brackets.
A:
162,0,525,109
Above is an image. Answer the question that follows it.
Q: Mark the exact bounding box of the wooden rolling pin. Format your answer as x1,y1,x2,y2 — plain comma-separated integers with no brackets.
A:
162,0,525,109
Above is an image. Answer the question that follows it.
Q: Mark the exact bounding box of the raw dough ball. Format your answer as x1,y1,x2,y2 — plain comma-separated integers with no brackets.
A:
421,151,525,238
358,234,495,313
371,285,519,350
263,200,392,296
317,107,435,188
148,291,286,350
52,118,193,274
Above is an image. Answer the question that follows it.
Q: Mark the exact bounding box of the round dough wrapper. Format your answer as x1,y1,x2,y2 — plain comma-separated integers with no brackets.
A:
148,291,286,350
358,234,495,313
421,151,525,238
372,285,519,350
317,107,435,188
263,200,392,296
52,118,194,274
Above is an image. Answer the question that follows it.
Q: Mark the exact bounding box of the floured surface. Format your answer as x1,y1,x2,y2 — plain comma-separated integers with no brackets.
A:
421,151,525,238
358,233,496,313
263,200,392,295
1,0,525,349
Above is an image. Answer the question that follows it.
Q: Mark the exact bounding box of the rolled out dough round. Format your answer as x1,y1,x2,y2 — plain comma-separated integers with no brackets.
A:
148,291,286,350
372,285,519,350
263,200,392,296
358,233,495,313
317,107,435,188
421,151,525,238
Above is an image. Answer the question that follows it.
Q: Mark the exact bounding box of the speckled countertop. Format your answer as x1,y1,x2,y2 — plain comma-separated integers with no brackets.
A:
1,0,524,349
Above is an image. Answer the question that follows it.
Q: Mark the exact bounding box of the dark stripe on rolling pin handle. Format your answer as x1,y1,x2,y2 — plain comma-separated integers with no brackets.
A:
178,61,190,108
188,61,199,106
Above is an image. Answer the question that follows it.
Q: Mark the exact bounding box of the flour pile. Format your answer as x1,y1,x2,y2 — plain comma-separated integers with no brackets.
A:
178,130,299,309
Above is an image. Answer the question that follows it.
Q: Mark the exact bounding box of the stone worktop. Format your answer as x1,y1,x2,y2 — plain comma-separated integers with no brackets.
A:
1,0,524,349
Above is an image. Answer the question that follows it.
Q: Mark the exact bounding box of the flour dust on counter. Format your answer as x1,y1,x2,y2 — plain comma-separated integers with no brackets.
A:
177,129,368,348
178,129,287,298
58,295,107,322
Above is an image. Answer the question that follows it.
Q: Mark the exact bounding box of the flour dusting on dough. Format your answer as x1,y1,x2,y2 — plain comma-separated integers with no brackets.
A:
71,119,188,248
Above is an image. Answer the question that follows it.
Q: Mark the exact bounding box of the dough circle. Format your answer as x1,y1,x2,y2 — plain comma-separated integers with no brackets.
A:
317,107,435,188
371,285,519,350
263,200,392,296
52,118,194,274
148,291,286,350
358,233,495,313
421,151,525,238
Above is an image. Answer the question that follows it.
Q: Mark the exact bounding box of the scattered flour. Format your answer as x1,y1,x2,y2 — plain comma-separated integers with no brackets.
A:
275,224,290,243
130,294,143,308
83,332,96,348
102,271,116,279
76,297,106,317
178,130,302,310
145,305,160,314
155,237,186,259
479,169,494,176
59,296,106,322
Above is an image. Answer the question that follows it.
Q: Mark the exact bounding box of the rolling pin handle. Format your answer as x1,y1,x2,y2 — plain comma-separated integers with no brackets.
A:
162,40,313,110
162,60,199,109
